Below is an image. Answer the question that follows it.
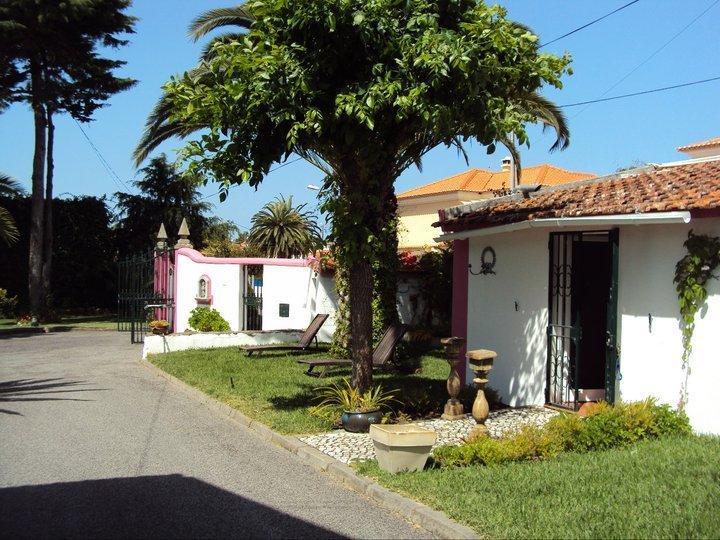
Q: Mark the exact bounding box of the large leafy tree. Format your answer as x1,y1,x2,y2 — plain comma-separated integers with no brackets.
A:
114,154,210,255
248,196,323,258
0,0,136,316
161,0,571,391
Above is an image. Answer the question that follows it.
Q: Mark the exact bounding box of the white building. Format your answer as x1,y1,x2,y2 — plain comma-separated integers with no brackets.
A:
436,155,720,435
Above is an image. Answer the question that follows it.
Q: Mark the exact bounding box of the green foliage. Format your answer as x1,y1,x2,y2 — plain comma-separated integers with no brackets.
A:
248,196,323,258
0,288,18,318
0,0,137,118
674,230,720,407
114,154,211,255
162,0,571,390
0,195,117,310
188,307,231,332
312,378,397,418
433,399,692,468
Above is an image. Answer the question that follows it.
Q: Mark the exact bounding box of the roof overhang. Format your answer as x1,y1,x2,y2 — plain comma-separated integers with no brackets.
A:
434,211,692,242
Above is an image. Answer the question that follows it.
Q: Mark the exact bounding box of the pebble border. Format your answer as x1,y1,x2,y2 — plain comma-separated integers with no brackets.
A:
139,358,478,539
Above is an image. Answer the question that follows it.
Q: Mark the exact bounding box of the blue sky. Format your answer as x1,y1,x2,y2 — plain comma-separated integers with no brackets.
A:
1,0,719,232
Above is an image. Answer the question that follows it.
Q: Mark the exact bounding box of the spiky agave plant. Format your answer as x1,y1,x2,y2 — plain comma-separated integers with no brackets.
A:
312,378,398,414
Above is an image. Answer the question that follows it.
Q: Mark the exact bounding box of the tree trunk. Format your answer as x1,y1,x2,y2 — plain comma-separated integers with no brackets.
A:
28,60,47,318
349,256,374,392
41,107,54,315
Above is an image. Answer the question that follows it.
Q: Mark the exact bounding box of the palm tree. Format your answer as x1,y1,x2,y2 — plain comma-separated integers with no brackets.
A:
0,173,24,245
134,5,253,165
248,196,322,258
114,154,211,255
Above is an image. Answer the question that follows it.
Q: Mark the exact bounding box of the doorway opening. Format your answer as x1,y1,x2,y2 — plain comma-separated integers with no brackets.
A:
546,230,618,410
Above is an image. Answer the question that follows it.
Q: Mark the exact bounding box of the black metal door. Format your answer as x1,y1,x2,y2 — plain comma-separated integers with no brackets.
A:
243,265,263,331
546,230,616,409
117,248,174,343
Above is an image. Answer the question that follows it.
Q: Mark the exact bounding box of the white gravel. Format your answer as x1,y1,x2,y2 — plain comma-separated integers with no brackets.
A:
299,407,558,464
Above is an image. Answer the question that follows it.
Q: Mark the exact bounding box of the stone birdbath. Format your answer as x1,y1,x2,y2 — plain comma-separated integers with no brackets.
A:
467,349,497,438
440,337,465,420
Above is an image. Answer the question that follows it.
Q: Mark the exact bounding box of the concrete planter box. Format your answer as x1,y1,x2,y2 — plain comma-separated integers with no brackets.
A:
369,424,437,473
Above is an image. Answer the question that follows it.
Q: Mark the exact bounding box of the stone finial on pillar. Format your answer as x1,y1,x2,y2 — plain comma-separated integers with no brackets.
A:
175,218,193,249
156,223,168,250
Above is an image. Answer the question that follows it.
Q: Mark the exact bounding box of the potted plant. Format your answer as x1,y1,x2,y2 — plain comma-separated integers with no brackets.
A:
148,319,170,335
313,379,397,433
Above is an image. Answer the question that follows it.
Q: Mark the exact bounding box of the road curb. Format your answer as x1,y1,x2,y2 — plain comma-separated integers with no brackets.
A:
138,358,478,539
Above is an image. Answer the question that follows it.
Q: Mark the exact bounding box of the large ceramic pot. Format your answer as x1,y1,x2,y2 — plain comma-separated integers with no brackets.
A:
341,409,382,433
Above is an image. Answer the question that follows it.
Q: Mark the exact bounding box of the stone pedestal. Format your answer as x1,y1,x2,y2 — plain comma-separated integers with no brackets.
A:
467,349,496,438
440,337,465,420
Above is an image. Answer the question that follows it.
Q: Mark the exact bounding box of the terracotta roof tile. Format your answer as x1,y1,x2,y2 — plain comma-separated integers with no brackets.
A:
437,159,720,233
398,164,595,199
677,137,720,152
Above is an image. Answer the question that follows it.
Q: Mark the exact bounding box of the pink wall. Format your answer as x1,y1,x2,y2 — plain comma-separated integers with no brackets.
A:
451,239,469,384
153,249,171,322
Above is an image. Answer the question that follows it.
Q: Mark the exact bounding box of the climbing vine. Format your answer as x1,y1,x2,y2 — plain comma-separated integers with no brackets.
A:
673,230,720,407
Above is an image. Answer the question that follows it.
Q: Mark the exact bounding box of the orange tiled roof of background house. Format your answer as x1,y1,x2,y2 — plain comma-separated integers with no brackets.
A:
398,164,595,199
677,137,720,152
436,159,720,233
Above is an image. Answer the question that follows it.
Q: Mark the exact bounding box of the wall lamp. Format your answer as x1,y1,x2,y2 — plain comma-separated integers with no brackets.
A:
469,246,496,275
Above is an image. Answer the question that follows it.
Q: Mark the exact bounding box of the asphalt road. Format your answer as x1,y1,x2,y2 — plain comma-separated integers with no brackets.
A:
0,331,428,539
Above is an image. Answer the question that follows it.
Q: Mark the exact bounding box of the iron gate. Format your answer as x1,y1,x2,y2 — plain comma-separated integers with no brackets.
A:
243,265,263,330
118,247,174,343
547,232,581,409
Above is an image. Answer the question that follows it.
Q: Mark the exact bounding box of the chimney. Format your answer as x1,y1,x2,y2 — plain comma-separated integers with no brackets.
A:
501,156,512,172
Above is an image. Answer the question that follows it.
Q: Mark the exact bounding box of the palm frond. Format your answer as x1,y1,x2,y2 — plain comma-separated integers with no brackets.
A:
0,206,19,245
522,91,570,152
0,172,26,198
188,5,255,42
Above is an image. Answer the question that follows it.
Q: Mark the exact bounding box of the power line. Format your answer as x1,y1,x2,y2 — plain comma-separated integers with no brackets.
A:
570,0,719,118
73,119,133,192
200,156,304,202
559,76,720,108
539,0,641,48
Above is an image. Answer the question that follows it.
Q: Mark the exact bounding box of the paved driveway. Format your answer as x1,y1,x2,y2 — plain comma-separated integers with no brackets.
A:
0,332,428,538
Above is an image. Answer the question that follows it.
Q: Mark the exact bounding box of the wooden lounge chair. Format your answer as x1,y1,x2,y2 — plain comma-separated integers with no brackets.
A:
297,324,408,377
241,313,329,356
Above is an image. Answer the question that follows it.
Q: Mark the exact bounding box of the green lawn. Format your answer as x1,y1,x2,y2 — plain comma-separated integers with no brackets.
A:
0,314,117,333
149,347,449,434
357,436,720,539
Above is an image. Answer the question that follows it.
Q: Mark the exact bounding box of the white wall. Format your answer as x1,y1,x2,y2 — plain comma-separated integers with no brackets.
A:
175,253,242,332
463,218,720,434
261,265,315,331
618,219,720,434
143,329,303,358
466,230,550,407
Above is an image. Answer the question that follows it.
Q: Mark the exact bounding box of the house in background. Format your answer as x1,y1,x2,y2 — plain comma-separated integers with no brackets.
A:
435,144,720,435
677,136,720,159
397,159,595,251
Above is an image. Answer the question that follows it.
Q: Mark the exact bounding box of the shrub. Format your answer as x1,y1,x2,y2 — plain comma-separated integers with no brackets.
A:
188,307,230,332
433,399,691,468
0,288,18,318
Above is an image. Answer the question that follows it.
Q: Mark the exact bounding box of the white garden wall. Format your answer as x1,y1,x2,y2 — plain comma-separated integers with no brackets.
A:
174,253,242,333
463,217,720,434
261,265,315,331
172,248,424,343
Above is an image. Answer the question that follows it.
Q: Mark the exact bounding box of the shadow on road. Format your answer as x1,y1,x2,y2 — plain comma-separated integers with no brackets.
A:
0,378,107,416
0,474,345,538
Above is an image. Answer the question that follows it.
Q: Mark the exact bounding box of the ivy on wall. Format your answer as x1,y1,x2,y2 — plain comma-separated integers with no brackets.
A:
673,230,720,407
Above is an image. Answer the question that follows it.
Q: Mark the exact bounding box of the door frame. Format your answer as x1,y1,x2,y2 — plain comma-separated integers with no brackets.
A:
546,229,619,409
